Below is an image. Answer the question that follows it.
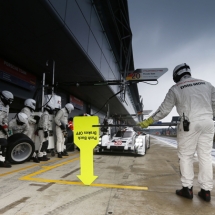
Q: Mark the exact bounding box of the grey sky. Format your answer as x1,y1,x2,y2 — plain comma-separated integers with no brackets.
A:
128,0,215,122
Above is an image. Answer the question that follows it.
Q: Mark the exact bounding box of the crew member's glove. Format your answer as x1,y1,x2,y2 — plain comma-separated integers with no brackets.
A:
59,124,65,130
63,131,68,138
137,117,154,128
2,124,8,131
34,115,40,124
44,131,48,138
0,124,8,135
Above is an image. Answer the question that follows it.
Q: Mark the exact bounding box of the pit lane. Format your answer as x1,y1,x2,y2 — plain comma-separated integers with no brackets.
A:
1,137,215,215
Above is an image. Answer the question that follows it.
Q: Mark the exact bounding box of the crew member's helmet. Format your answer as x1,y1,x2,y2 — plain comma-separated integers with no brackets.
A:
24,98,36,111
173,63,191,83
44,103,55,114
0,90,14,106
65,103,74,114
16,112,28,125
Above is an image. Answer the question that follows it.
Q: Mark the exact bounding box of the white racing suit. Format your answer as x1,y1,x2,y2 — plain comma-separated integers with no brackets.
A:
151,76,215,191
0,99,9,162
37,110,50,158
20,107,37,157
21,107,36,139
54,108,68,153
8,118,29,135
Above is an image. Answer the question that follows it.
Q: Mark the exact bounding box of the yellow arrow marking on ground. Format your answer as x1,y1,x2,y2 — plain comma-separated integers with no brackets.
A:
74,116,99,185
19,155,148,190
3,151,148,190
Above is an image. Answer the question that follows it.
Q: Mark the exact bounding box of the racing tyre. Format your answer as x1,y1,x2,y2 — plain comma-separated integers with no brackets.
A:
98,147,103,153
7,133,35,164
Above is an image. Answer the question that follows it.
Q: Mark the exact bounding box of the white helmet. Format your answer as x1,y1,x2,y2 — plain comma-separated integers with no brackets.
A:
0,90,14,105
16,112,28,125
173,63,191,83
24,98,36,110
65,103,74,114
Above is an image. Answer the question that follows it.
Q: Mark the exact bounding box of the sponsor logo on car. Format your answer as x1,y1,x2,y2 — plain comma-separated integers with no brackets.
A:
114,140,122,145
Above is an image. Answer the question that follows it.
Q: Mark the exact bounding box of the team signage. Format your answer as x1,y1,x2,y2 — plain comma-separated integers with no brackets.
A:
70,95,84,110
0,58,36,91
126,68,168,81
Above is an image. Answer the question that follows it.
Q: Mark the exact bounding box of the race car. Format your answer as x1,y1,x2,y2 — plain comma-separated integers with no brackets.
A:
95,127,150,155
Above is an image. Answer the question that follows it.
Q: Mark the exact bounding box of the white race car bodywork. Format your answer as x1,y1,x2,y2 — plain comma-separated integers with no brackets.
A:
96,127,150,156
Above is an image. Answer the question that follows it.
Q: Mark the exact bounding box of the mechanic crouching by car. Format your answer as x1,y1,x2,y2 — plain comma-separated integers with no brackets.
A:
8,113,29,136
101,118,108,134
37,103,54,161
0,90,14,168
55,103,74,158
138,63,215,202
21,98,40,163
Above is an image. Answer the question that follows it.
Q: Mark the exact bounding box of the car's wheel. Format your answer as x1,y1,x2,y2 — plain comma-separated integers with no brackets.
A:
98,146,103,153
7,133,35,164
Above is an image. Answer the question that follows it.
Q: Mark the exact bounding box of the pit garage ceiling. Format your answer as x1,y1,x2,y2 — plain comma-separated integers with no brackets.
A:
0,0,138,123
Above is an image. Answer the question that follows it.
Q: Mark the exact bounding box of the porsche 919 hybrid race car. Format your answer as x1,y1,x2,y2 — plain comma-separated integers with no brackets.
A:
95,127,150,155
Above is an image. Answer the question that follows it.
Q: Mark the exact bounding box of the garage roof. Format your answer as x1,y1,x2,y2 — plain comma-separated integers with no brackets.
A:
0,0,141,123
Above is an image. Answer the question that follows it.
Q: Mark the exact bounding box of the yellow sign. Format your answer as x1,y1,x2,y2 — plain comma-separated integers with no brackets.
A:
74,116,99,185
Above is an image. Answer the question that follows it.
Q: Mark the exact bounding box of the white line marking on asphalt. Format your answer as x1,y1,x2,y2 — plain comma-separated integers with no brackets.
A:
151,135,215,163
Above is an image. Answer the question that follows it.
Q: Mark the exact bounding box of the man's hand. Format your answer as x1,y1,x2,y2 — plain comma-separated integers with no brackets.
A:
137,117,154,128
63,131,68,138
59,124,65,130
34,115,40,124
0,124,8,135
44,131,48,138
